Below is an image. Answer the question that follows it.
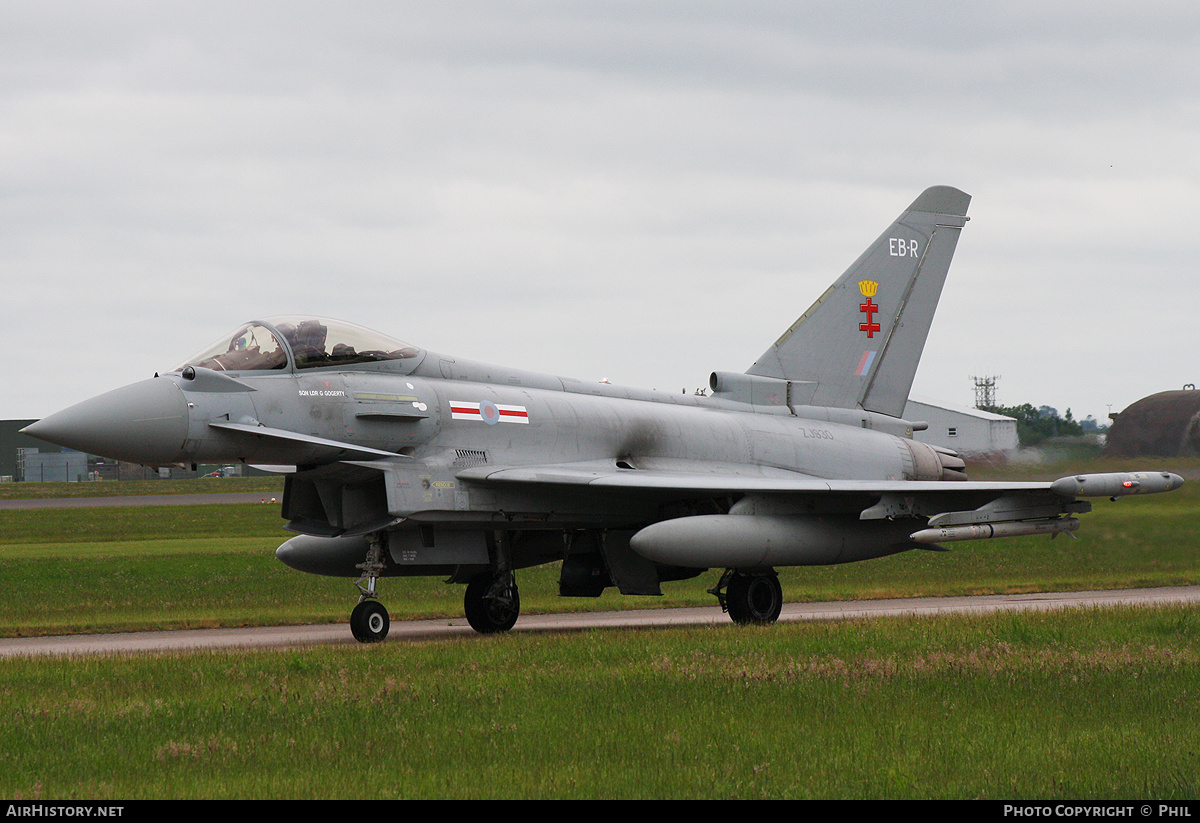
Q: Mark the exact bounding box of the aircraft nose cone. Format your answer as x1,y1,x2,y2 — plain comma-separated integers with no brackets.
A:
22,377,190,465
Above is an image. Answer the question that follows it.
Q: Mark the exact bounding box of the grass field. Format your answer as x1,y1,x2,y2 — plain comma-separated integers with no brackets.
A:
0,459,1197,799
2,607,1196,799
0,476,284,500
1,459,1198,636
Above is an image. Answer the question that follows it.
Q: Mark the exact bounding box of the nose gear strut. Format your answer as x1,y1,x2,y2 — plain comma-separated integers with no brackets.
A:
350,533,390,643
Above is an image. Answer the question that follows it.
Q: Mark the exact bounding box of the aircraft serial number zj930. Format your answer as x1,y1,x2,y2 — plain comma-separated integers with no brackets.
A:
24,186,1183,641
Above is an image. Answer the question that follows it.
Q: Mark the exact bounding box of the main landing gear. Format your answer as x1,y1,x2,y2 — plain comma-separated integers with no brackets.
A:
464,571,521,634
711,569,783,625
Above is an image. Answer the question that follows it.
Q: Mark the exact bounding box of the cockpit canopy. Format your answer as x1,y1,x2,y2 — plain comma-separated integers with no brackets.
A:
175,316,422,373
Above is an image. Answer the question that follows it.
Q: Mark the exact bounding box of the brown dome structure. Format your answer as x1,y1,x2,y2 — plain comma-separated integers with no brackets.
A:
1106,389,1200,457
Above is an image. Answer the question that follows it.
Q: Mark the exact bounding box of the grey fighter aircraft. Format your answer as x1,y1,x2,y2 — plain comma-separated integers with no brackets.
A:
23,186,1183,642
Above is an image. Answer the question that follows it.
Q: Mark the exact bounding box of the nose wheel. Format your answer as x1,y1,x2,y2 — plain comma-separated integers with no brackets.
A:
350,532,389,643
350,600,390,643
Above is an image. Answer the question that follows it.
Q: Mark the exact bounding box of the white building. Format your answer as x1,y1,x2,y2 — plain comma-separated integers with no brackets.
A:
902,395,1018,458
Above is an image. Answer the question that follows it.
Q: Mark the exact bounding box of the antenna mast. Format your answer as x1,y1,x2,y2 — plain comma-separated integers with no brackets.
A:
972,374,999,409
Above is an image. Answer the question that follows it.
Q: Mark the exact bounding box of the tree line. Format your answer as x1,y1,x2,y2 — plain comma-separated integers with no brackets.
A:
979,404,1095,447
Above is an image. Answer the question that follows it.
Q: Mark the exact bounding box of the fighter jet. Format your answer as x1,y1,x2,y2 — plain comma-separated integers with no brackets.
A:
23,186,1183,641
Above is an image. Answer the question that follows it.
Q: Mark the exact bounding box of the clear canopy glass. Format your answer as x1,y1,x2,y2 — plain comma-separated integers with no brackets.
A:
174,316,421,372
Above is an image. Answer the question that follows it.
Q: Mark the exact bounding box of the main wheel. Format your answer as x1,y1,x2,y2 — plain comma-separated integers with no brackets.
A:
725,573,783,625
350,600,390,643
464,573,520,634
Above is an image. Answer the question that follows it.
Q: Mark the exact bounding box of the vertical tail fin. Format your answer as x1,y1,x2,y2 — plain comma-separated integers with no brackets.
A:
747,186,970,418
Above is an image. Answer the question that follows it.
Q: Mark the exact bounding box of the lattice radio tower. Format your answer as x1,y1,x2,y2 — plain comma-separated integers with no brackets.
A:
971,375,999,409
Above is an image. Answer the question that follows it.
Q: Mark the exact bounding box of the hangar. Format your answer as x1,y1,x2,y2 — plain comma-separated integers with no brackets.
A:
1107,389,1200,457
903,396,1019,459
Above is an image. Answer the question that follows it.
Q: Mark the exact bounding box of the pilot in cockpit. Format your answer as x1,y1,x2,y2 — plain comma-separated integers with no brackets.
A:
280,319,329,367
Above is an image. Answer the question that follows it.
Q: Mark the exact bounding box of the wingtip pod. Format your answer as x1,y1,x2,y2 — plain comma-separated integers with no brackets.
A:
1050,471,1184,498
907,185,971,217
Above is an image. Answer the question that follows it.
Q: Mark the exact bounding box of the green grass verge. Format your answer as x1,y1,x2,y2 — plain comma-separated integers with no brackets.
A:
1,455,1199,636
1,459,1198,799
1,606,1196,799
0,477,284,500
1,496,1197,637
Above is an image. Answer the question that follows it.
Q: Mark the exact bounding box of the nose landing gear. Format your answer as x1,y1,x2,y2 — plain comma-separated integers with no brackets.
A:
350,599,390,643
350,533,390,644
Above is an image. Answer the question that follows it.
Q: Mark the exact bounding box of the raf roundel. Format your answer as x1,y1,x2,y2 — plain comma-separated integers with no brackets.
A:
450,400,530,424
480,401,500,425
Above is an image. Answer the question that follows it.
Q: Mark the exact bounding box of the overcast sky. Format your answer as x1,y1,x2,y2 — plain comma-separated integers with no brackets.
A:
5,2,1199,425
